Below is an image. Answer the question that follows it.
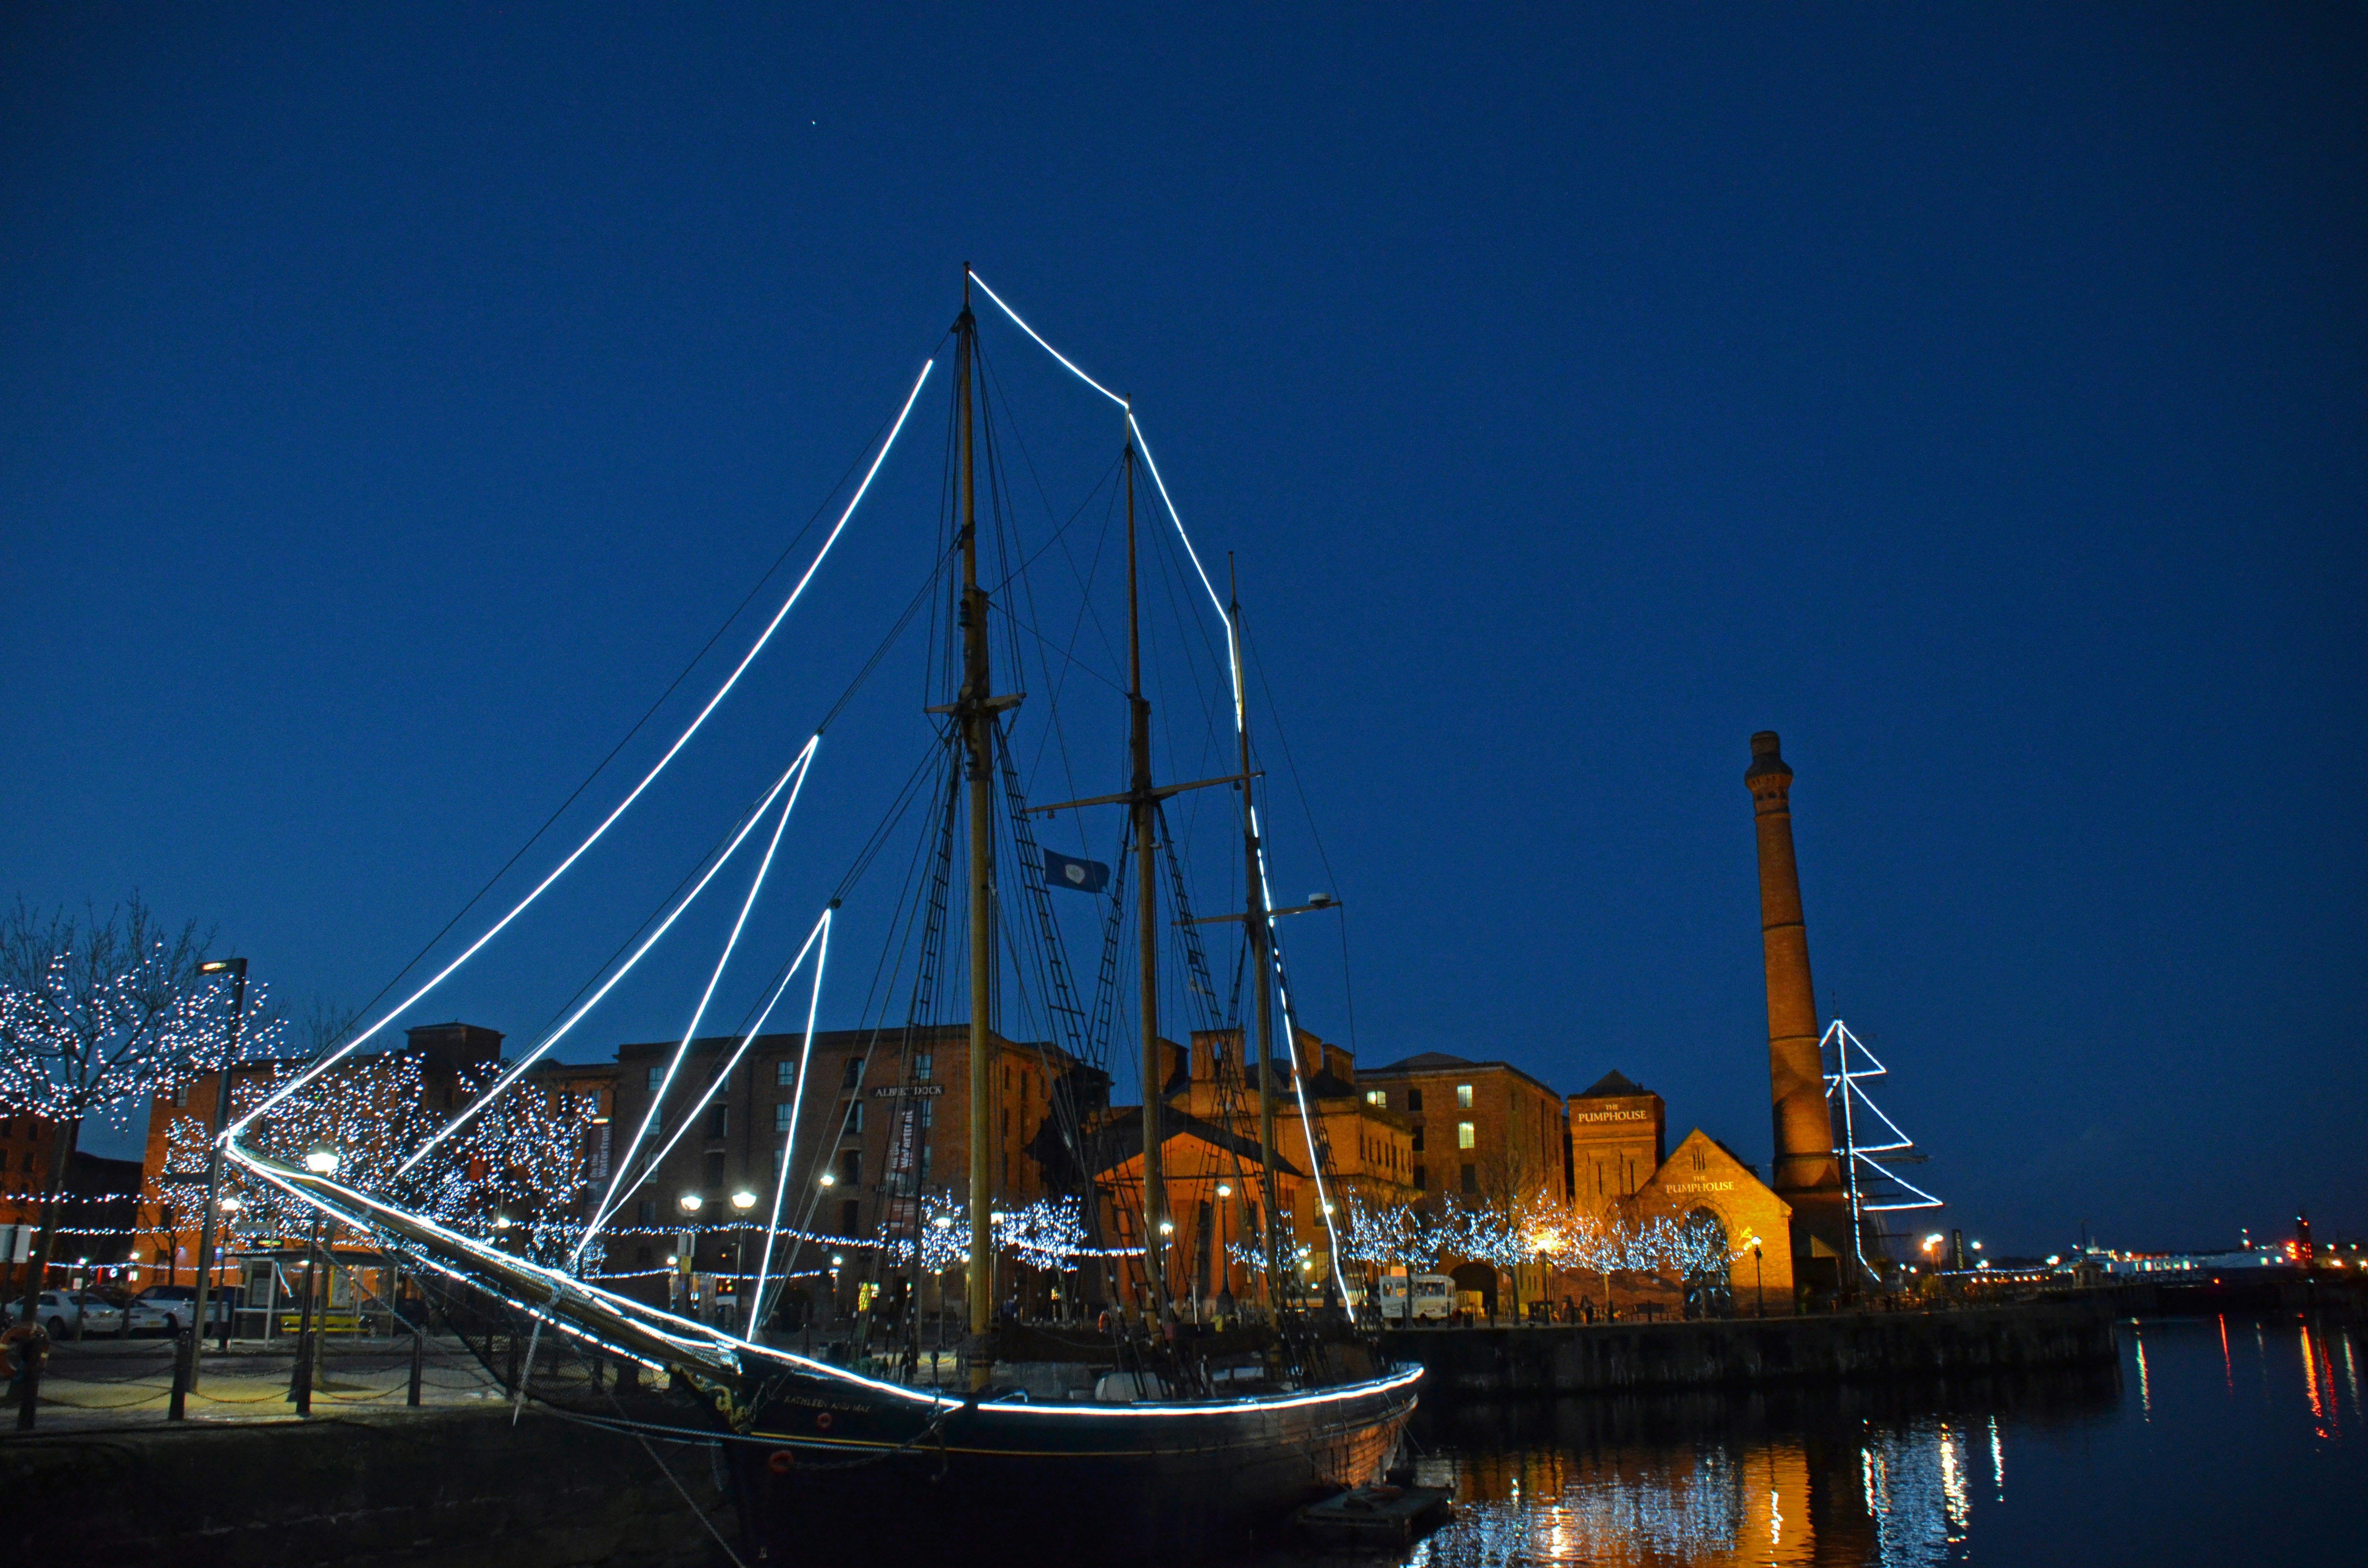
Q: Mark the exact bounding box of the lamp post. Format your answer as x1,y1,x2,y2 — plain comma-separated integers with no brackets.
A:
1748,1236,1765,1316
288,1143,338,1415
168,956,246,1420
677,1192,703,1319
730,1189,757,1318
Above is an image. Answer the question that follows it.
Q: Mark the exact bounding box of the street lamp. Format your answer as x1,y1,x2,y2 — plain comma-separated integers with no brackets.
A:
1747,1236,1765,1316
170,956,246,1421
678,1192,703,1213
729,1191,758,1306
818,1172,837,1188
291,1142,338,1417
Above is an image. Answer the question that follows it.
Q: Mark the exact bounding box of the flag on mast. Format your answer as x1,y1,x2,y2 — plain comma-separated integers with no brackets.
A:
1041,848,1110,894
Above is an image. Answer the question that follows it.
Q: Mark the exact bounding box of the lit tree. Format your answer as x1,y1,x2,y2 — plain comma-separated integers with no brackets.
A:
994,1197,1088,1273
159,1052,600,1268
0,894,261,1319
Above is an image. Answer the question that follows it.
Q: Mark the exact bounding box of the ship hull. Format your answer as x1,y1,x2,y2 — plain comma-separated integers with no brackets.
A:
727,1360,1420,1562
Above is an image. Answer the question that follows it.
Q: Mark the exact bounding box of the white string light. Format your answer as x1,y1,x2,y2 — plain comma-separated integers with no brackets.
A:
746,905,834,1334
964,273,1347,1283
582,905,832,1253
580,754,821,1250
397,740,819,1176
231,359,933,1140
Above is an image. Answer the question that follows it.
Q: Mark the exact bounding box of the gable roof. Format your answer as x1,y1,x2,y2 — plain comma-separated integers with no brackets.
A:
1085,1106,1307,1181
1575,1069,1651,1099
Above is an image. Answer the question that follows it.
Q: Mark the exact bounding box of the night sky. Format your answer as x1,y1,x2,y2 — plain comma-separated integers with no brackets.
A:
4,7,2360,1256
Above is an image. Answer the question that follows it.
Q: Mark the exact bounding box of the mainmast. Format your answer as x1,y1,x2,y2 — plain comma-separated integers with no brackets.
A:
1228,565,1284,1311
955,273,1000,1370
1125,417,1170,1322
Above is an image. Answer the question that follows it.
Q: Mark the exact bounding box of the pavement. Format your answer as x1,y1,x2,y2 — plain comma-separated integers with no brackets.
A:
4,1333,509,1431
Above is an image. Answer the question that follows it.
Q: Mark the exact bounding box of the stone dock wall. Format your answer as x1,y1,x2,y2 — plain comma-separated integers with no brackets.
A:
1381,1302,2118,1396
0,1407,737,1568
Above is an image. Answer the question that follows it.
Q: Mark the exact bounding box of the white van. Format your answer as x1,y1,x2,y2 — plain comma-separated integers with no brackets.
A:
1377,1274,1455,1323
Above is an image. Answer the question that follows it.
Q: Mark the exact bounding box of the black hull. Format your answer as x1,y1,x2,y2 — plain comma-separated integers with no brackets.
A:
727,1358,1420,1562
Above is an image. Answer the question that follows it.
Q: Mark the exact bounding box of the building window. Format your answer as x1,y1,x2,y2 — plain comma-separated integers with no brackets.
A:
916,1053,933,1082
1457,1121,1476,1150
647,1066,664,1091
1406,1089,1423,1113
776,1060,796,1087
1365,1089,1387,1108
840,1200,861,1236
1461,1163,1478,1195
842,1056,862,1090
703,1152,726,1189
1411,1126,1425,1152
842,1102,863,1137
1414,1165,1427,1191
637,1200,657,1225
1456,1084,1474,1109
775,1102,796,1133
708,1104,728,1139
839,1150,861,1185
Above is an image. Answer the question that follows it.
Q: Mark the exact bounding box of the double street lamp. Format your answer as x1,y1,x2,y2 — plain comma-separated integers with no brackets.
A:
168,956,246,1422
289,1143,339,1416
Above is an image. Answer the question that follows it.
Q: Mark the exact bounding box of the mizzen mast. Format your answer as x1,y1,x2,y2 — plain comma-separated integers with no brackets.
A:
1228,564,1285,1311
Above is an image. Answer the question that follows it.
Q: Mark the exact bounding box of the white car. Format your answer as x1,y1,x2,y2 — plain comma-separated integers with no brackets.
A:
8,1290,122,1337
128,1285,238,1334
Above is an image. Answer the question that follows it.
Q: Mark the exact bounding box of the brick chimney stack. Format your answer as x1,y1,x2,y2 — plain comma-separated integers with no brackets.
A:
1747,733,1850,1276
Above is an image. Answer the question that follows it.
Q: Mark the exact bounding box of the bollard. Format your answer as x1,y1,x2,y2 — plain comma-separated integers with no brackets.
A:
291,1330,313,1415
167,1329,193,1421
408,1328,424,1407
12,1340,40,1432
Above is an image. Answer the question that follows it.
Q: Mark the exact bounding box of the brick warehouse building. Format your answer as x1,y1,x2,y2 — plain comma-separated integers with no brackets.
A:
1353,1051,1570,1211
603,1025,1095,1317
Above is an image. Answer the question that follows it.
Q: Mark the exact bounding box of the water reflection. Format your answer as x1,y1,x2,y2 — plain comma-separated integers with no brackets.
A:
1348,1314,2364,1567
1391,1369,2115,1568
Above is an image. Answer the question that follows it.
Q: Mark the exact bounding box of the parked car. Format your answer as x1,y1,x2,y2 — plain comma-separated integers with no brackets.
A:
70,1291,126,1335
128,1284,239,1334
7,1289,123,1337
9,1291,78,1338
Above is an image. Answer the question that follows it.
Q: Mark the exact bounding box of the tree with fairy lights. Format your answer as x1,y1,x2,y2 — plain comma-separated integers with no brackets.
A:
993,1196,1088,1273
160,1050,600,1268
0,894,267,1316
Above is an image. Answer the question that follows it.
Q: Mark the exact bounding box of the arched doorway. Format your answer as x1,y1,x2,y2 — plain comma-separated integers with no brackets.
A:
1449,1261,1497,1322
1680,1208,1734,1320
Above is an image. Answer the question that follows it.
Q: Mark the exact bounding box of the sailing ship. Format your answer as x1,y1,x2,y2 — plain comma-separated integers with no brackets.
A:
227,269,1418,1556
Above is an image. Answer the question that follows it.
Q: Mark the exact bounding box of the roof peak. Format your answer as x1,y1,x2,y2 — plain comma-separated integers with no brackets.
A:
1576,1068,1651,1098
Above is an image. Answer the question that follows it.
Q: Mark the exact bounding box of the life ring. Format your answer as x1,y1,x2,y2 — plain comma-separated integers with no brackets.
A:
766,1449,796,1475
814,1410,834,1431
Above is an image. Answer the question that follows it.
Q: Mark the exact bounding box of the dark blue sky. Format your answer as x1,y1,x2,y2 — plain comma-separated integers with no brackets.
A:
4,6,2360,1253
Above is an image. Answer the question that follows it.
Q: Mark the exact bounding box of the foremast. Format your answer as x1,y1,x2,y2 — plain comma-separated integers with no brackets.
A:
952,275,1014,1380
1123,420,1172,1323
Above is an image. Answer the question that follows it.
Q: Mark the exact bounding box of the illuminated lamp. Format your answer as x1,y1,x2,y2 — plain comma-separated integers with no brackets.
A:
303,1144,340,1176
731,1190,758,1212
678,1192,703,1213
